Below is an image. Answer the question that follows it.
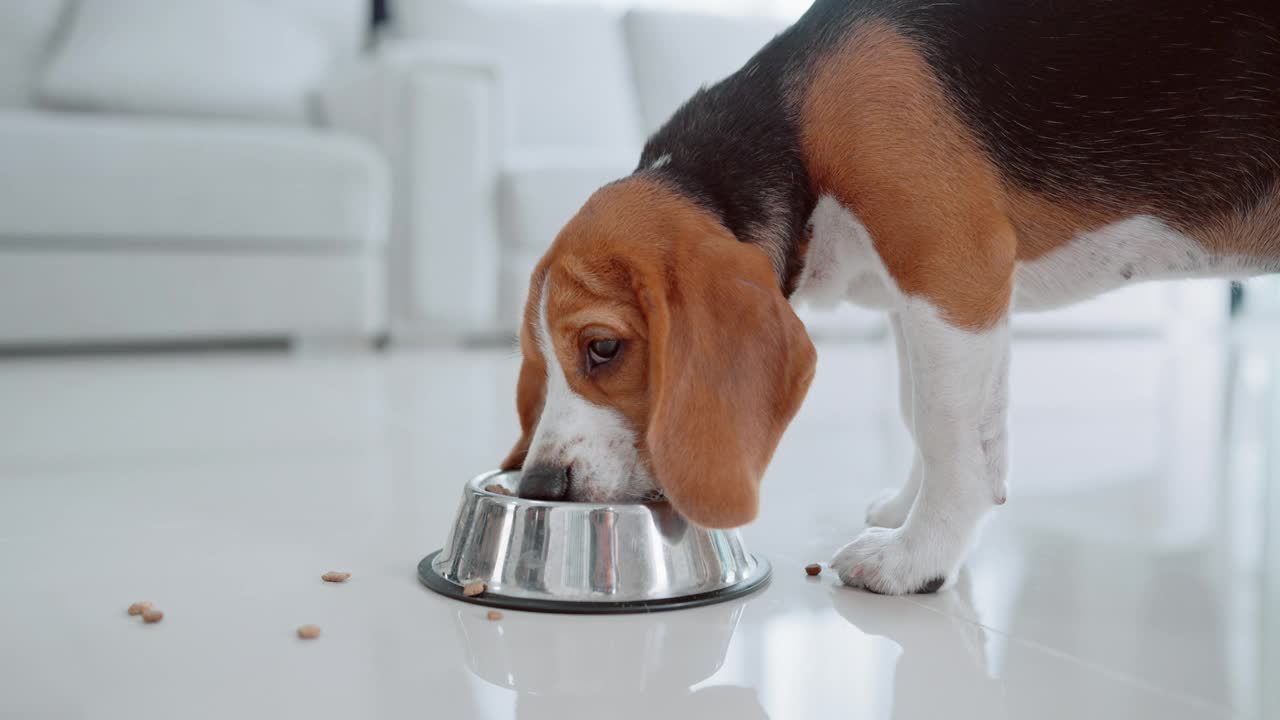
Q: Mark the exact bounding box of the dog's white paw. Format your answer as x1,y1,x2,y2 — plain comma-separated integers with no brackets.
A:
831,527,953,595
864,487,913,529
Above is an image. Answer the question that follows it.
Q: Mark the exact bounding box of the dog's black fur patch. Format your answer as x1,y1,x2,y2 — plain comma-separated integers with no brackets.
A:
637,44,810,294
635,2,865,294
906,0,1280,222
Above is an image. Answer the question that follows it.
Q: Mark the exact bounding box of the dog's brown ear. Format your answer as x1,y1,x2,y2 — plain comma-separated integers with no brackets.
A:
641,236,816,528
501,299,547,471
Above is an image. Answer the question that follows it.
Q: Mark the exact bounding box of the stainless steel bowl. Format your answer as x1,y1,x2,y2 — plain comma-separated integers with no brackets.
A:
419,470,771,613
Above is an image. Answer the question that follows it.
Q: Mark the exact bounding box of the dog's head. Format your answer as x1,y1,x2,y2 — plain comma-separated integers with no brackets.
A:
500,177,816,528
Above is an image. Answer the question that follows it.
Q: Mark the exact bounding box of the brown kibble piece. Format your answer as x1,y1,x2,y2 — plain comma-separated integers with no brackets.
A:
486,610,503,621
484,484,513,496
805,563,822,577
127,601,152,616
462,581,486,597
141,609,164,623
297,624,321,639
321,571,351,583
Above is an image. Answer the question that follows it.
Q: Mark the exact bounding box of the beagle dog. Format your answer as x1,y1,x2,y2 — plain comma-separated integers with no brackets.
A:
501,0,1280,594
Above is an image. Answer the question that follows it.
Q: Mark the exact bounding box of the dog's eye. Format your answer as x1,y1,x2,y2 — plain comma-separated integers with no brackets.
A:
587,339,621,369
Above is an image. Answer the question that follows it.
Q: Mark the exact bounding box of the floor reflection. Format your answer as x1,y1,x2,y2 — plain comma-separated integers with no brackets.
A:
830,576,1005,719
942,330,1278,718
5,321,1280,718
511,685,768,720
452,600,769,719
744,329,1279,718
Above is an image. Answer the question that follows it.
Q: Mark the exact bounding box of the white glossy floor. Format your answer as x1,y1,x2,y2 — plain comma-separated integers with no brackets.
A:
1,334,1276,719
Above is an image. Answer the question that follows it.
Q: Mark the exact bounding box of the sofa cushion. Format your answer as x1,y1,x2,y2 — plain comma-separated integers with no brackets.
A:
37,0,335,124
393,1,642,153
623,10,786,135
497,156,633,254
0,0,69,108
0,110,387,248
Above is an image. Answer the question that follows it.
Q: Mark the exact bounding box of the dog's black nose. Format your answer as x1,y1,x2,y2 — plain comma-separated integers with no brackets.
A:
519,463,570,500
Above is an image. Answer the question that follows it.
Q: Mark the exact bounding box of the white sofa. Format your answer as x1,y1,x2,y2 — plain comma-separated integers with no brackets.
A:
0,0,390,347
381,1,1228,340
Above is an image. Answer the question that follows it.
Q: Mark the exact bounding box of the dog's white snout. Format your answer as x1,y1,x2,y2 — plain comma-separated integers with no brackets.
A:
533,278,658,502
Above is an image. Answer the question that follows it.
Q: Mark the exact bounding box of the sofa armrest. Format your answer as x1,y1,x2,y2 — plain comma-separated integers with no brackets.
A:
322,43,505,338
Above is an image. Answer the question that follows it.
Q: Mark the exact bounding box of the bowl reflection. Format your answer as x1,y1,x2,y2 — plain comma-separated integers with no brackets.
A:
452,599,746,697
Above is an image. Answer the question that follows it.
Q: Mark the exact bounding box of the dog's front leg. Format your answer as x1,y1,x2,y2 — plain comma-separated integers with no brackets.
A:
832,298,1010,594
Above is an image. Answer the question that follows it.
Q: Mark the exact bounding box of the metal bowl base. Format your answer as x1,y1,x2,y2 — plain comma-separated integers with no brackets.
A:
418,550,772,615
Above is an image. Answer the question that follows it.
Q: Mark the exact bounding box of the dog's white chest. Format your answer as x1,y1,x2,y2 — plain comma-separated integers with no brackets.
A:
1011,215,1242,310
792,195,1244,313
792,195,898,310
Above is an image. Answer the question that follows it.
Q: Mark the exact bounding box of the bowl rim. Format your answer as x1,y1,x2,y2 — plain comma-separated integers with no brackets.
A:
470,469,672,513
417,550,772,614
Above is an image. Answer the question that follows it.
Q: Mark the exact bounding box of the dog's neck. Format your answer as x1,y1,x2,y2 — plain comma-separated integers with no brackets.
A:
636,117,816,296
630,4,869,296
634,64,819,296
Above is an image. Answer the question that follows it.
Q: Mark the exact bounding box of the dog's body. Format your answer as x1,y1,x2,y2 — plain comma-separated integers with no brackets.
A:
504,0,1280,594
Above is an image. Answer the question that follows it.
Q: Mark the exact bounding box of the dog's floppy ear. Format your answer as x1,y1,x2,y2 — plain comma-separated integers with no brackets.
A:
500,354,544,470
641,236,816,528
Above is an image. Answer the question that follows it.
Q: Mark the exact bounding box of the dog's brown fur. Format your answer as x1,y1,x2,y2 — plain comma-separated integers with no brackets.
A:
798,22,1016,330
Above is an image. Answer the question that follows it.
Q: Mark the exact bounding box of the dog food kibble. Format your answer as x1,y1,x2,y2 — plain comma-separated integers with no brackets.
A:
484,484,513,496
462,581,486,597
805,563,822,576
297,624,321,639
141,609,164,623
486,610,503,621
321,571,351,583
127,601,153,616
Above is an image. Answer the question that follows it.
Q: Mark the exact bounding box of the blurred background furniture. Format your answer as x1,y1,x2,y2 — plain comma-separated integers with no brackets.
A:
0,0,389,348
0,0,1232,348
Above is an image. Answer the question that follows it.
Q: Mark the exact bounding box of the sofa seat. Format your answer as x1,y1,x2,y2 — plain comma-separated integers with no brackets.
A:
0,110,387,248
0,110,389,345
